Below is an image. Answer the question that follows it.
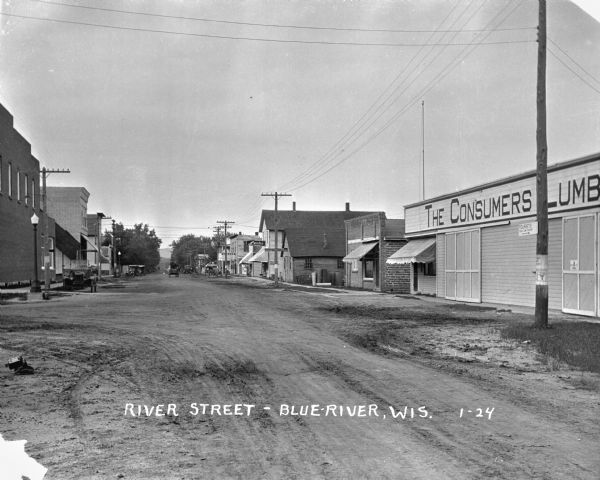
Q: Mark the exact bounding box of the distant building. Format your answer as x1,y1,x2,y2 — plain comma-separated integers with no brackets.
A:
244,240,266,277
228,232,262,275
259,202,377,286
343,212,410,293
0,103,42,286
86,213,111,274
46,186,90,261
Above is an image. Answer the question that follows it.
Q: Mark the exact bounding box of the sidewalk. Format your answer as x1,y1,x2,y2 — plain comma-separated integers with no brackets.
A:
0,276,122,305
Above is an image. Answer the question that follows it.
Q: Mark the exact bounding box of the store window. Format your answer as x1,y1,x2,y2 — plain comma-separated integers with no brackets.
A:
304,257,313,269
8,162,12,197
48,237,55,269
424,262,436,276
364,259,375,279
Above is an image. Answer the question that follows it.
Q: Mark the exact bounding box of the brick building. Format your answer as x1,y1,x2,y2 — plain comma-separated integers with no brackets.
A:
0,103,43,286
343,212,410,293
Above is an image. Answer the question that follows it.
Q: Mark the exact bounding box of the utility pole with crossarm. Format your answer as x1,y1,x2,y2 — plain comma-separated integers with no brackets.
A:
261,192,291,287
41,167,70,297
216,220,235,278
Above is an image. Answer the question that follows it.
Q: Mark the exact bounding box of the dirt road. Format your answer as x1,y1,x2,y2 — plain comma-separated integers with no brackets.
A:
1,274,599,479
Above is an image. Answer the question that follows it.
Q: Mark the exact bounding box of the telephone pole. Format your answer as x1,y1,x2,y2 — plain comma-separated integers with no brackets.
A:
421,100,425,201
534,0,549,328
112,219,117,277
41,167,70,295
261,192,291,287
216,220,235,278
97,214,111,280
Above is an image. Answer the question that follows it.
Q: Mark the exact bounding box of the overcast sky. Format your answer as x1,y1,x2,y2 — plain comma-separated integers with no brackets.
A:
1,0,598,244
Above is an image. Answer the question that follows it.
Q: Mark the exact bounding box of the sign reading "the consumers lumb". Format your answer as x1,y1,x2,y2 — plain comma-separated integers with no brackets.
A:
404,156,600,234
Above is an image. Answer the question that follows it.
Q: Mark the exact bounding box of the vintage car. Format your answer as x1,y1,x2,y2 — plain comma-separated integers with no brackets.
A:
168,263,180,277
63,266,97,290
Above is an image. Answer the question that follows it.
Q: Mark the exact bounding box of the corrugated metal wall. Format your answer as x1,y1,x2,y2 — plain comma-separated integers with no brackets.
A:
436,234,446,297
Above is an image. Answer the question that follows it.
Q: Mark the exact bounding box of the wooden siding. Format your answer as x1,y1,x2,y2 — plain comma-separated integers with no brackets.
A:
481,221,536,306
436,234,446,298
418,273,437,295
548,218,562,311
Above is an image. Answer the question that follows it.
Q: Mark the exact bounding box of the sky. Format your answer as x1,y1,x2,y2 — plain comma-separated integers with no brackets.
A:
1,0,599,246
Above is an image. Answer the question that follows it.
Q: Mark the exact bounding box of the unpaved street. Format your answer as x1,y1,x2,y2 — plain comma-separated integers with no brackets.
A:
1,274,599,479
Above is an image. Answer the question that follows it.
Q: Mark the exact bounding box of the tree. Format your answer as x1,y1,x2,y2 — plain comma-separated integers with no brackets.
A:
170,234,216,269
103,223,162,272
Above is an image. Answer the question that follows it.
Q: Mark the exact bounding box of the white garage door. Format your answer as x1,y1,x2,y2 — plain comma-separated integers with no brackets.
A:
445,229,480,302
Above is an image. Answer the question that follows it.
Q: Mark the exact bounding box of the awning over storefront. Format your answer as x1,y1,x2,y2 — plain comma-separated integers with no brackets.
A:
55,224,80,260
248,247,268,263
342,241,378,263
81,233,98,252
239,251,254,264
386,238,436,264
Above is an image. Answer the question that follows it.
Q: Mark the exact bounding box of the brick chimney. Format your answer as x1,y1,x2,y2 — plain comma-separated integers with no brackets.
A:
345,202,350,212
293,201,296,211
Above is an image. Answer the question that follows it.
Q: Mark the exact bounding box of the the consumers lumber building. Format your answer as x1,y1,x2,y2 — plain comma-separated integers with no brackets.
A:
393,153,600,318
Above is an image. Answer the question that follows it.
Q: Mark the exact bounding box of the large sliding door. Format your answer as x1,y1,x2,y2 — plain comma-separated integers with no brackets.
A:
445,229,480,302
563,215,597,316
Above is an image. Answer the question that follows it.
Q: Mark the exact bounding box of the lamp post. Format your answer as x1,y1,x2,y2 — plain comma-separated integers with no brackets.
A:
30,213,41,293
118,251,121,277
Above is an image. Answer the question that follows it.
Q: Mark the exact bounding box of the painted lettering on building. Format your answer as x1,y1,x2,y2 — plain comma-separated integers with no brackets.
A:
405,159,600,234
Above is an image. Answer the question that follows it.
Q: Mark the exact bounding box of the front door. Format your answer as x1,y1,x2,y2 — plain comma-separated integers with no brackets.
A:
563,215,597,316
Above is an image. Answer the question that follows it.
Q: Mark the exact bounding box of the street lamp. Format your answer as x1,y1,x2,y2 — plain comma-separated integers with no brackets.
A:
118,251,121,276
30,213,41,293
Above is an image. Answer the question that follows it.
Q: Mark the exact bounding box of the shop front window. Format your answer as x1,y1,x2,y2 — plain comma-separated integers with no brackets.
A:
364,259,374,279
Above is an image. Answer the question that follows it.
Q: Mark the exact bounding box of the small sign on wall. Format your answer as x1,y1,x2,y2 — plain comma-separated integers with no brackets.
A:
570,259,578,271
518,222,538,236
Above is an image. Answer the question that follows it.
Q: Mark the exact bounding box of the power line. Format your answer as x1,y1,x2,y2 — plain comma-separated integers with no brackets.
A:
31,0,535,34
0,12,535,47
279,0,522,192
276,0,470,191
548,48,600,95
284,0,525,193
278,0,485,190
548,37,600,88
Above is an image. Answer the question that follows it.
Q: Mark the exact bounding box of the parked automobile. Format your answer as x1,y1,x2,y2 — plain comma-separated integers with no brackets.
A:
168,263,180,277
63,266,97,290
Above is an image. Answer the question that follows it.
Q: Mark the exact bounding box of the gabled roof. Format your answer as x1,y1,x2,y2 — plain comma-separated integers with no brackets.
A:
259,209,377,258
55,223,80,260
285,227,347,257
259,210,377,232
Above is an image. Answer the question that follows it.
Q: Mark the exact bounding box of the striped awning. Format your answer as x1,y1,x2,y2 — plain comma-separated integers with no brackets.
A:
248,247,268,263
386,238,436,264
239,251,254,264
342,241,378,263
